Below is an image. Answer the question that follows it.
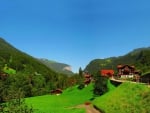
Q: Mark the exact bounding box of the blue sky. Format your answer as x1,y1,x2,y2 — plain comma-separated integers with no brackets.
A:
0,0,150,72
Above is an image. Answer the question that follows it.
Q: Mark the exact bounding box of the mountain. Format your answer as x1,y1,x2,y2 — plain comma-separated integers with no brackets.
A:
0,37,55,74
0,38,72,101
85,47,150,75
38,59,74,75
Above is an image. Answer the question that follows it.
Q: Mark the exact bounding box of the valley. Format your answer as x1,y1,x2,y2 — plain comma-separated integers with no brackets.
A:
0,38,150,113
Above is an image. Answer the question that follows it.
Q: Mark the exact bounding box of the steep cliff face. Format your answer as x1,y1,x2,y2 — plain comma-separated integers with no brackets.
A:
38,58,74,75
63,66,72,71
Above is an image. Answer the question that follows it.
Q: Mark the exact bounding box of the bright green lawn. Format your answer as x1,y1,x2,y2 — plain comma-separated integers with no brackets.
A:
93,82,150,113
26,84,94,113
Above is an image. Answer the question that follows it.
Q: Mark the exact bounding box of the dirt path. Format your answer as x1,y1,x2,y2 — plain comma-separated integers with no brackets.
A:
76,104,100,113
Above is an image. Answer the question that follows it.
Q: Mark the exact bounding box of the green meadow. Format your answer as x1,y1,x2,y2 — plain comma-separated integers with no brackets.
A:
93,82,150,113
26,80,150,113
26,84,94,113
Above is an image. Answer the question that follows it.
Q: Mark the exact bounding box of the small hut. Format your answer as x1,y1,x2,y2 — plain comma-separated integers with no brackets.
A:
50,89,62,95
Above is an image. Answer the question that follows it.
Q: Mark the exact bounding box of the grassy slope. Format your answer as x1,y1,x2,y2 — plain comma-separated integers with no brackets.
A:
93,82,150,113
107,80,116,91
26,84,94,113
26,80,150,113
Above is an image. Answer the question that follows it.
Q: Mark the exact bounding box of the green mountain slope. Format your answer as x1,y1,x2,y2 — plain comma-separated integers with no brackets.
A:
85,47,150,75
0,38,63,77
38,58,74,75
0,38,71,101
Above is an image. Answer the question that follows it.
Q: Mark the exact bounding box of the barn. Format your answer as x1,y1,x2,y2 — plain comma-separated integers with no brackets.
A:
50,89,62,95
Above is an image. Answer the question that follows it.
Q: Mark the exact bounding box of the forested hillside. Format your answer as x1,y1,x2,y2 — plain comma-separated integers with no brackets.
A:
85,47,150,75
0,38,76,102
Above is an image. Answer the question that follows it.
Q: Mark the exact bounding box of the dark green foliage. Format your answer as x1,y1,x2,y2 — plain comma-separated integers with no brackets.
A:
0,100,33,113
93,72,108,96
140,72,150,83
0,90,34,113
110,79,122,87
79,67,83,77
85,47,150,76
77,84,85,90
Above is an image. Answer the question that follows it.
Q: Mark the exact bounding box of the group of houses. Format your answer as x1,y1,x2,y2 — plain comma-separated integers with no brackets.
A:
100,64,140,78
50,64,143,95
51,64,141,95
83,64,141,85
1,64,141,96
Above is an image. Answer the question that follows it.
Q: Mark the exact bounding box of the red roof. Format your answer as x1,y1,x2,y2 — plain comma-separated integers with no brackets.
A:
101,70,114,76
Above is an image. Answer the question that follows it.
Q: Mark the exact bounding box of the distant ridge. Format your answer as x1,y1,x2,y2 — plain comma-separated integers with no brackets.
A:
0,37,54,73
38,58,74,75
0,37,73,75
85,46,150,75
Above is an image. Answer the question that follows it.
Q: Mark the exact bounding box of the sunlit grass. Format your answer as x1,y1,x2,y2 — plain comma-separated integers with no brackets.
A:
93,82,150,113
26,84,94,113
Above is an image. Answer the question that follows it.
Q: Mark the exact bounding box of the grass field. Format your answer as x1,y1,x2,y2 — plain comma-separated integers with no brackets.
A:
26,84,94,113
93,82,150,113
26,79,150,113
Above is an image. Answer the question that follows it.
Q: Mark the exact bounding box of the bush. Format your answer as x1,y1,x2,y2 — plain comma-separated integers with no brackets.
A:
0,98,34,113
77,84,85,90
93,72,108,96
0,89,34,113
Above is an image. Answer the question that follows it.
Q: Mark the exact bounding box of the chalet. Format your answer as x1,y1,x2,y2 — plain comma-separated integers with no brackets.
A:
101,69,114,77
84,72,91,85
50,89,62,95
117,65,140,78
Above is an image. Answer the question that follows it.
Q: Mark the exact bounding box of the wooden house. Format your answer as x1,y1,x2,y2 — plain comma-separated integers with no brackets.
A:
50,89,62,95
117,65,138,78
84,72,91,85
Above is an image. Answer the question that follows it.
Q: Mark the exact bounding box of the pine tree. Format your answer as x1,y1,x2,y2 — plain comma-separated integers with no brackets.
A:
93,71,108,96
79,67,83,77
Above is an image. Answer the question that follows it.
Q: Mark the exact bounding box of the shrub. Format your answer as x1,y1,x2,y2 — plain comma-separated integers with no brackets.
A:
77,84,85,90
93,72,108,96
0,89,34,113
0,98,34,113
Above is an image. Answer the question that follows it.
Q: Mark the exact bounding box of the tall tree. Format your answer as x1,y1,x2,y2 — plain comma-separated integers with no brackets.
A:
79,67,83,77
93,71,108,96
